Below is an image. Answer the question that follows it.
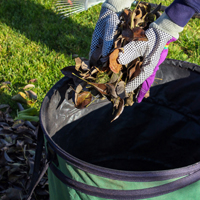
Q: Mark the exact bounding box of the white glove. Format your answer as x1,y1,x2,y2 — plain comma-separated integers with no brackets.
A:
118,12,183,94
89,0,133,59
118,28,173,93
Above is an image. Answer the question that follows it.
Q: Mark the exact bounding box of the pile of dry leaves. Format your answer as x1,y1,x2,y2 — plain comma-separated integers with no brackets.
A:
61,2,161,122
0,104,48,200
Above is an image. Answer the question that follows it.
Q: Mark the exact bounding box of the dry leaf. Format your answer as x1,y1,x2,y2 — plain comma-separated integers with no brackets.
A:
133,27,148,41
111,98,124,122
29,78,37,83
75,82,87,104
75,91,92,109
144,90,150,98
109,49,122,74
81,60,90,71
90,83,108,95
23,84,35,90
129,60,143,80
12,92,28,104
105,83,118,98
125,92,135,106
0,104,9,110
116,81,126,98
135,7,143,19
75,57,82,71
26,90,37,100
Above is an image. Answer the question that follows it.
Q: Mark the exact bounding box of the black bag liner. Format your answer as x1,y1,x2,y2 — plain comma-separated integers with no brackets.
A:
41,59,200,171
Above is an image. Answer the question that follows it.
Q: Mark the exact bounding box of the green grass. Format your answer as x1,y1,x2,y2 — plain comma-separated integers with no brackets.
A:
0,0,199,115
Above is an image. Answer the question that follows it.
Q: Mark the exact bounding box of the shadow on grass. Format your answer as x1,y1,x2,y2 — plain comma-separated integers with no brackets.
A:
0,92,20,117
0,0,95,57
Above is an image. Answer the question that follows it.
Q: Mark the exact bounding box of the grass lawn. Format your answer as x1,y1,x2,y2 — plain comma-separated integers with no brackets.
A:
0,0,199,116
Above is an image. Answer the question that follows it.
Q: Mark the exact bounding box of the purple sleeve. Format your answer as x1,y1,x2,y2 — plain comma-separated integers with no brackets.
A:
165,0,200,27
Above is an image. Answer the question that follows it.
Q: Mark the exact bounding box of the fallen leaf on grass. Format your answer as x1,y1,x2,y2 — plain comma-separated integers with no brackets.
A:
1,81,11,85
12,92,36,105
0,104,10,110
25,90,37,100
0,188,22,200
23,84,35,90
29,79,37,83
12,92,28,104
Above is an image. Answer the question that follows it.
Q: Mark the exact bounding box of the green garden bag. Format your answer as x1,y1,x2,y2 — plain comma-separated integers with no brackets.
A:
33,59,200,200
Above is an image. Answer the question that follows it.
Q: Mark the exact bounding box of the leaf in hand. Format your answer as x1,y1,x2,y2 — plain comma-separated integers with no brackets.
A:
116,81,126,99
114,35,124,49
90,83,108,95
128,60,142,80
109,72,122,84
135,7,143,19
81,60,90,71
75,57,82,71
133,27,148,41
111,98,124,123
144,90,150,98
75,91,92,109
109,49,122,74
105,83,118,98
125,92,135,106
75,82,87,104
121,9,131,26
122,27,134,42
95,71,110,84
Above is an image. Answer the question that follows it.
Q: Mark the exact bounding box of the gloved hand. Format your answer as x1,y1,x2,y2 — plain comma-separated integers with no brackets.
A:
118,12,183,102
136,37,176,103
89,0,133,60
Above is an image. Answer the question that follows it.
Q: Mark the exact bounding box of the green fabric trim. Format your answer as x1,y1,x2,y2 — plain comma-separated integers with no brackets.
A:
45,142,200,199
48,168,200,200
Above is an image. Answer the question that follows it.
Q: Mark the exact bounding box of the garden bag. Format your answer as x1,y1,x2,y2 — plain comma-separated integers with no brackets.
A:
39,59,200,200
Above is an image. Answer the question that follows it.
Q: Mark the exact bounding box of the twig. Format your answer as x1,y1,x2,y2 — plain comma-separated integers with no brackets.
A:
86,96,99,108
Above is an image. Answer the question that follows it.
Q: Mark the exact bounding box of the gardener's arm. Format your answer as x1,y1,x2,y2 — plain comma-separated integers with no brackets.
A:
165,0,200,27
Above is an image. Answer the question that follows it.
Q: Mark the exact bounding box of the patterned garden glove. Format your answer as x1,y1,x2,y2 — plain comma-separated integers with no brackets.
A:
118,12,183,102
89,0,133,59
